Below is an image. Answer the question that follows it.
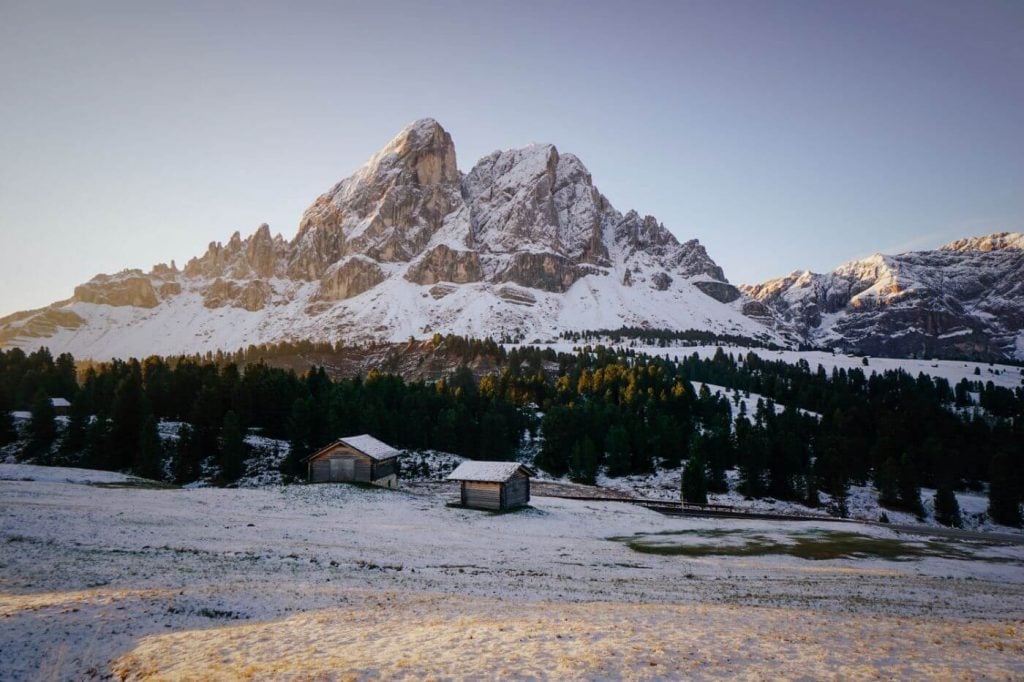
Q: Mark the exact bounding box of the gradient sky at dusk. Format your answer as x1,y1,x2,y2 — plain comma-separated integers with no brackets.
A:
1,0,1022,317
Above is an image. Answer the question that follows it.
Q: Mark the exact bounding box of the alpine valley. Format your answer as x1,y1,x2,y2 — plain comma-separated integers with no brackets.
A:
2,118,1022,362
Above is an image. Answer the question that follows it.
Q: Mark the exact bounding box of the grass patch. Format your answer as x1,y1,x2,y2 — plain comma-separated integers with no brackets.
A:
90,480,178,490
618,528,1009,562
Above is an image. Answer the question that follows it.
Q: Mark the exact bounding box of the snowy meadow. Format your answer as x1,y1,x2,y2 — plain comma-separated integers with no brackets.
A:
2,467,1023,680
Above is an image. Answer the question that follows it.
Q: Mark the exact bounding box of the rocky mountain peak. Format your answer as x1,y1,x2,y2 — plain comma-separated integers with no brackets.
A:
0,119,781,359
940,232,1024,253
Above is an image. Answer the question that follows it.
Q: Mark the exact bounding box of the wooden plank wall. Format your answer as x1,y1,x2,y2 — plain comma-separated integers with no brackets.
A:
504,473,529,508
462,481,503,510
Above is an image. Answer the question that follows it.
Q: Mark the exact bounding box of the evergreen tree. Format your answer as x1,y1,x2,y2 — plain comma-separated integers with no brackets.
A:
58,397,90,463
83,415,110,470
219,410,246,484
735,418,767,497
569,435,598,485
23,389,56,462
934,484,963,528
875,457,900,508
604,425,631,478
172,423,202,485
283,397,315,477
190,384,224,462
136,415,164,481
0,392,16,447
988,449,1022,527
53,352,78,400
897,454,925,518
108,372,146,470
682,449,708,504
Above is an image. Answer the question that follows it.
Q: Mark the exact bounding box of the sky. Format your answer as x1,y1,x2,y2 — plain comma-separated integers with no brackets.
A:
1,0,1022,318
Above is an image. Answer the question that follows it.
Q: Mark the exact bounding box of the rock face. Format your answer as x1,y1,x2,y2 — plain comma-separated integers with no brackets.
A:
405,245,482,285
742,233,1024,360
0,118,779,360
73,272,160,308
314,257,386,301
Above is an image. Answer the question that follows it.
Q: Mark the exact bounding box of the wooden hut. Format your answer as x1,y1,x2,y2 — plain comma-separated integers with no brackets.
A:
305,435,400,488
50,397,71,416
446,461,535,511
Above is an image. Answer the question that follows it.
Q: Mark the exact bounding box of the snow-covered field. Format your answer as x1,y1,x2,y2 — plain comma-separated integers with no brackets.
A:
2,466,1023,679
524,342,1024,390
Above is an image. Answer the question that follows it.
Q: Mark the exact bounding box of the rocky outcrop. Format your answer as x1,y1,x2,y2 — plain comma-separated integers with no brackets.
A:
73,272,160,308
693,280,741,303
203,279,272,311
405,245,482,285
496,285,537,306
651,273,673,291
313,257,386,301
184,224,285,280
494,252,592,293
0,307,84,345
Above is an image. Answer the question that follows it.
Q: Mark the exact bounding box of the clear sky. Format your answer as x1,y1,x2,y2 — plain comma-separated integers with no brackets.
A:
1,0,1022,317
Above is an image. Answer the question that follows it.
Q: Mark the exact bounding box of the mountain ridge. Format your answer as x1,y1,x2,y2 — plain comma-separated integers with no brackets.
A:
741,232,1024,360
0,119,773,359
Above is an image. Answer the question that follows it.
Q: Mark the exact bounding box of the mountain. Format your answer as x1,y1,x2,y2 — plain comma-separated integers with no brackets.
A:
741,233,1024,360
0,119,775,360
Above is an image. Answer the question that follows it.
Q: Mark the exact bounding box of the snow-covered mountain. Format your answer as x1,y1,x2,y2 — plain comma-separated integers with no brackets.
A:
0,119,775,359
742,233,1024,360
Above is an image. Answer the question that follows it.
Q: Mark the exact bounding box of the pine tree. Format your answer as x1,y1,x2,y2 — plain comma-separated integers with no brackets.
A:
604,425,631,477
136,415,164,481
875,457,900,508
897,454,925,518
23,389,56,462
0,392,16,447
53,352,78,400
682,450,708,504
934,484,963,528
172,424,201,485
283,397,315,477
219,410,246,484
58,397,90,463
83,415,110,469
988,449,1022,527
109,373,146,471
569,436,599,485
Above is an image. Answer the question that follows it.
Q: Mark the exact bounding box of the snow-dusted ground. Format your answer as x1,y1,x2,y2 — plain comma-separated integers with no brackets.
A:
0,463,145,486
2,466,1023,679
524,342,1024,390
692,381,821,421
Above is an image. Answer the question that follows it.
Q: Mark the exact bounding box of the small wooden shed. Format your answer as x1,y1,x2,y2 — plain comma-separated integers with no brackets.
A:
305,435,401,488
447,461,535,511
50,397,71,416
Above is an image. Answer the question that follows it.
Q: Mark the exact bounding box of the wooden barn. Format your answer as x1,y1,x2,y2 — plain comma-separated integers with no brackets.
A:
446,461,535,511
305,435,401,488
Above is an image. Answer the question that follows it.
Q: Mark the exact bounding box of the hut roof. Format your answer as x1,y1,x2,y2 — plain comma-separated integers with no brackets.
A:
305,434,400,462
446,461,534,483
50,397,71,408
339,434,400,460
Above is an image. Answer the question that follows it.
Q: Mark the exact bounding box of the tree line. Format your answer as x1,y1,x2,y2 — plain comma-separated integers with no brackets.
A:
2,341,1022,526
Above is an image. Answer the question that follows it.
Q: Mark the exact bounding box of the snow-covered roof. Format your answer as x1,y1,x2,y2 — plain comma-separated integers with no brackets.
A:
336,434,401,461
446,461,534,483
50,398,71,408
